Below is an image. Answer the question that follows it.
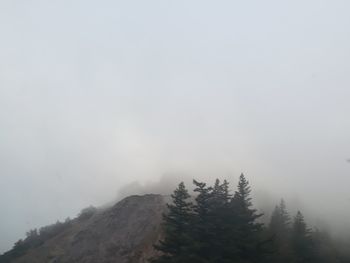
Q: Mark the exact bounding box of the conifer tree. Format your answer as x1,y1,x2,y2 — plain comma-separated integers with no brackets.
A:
269,199,290,234
268,199,292,262
216,179,241,262
191,179,235,262
231,173,265,262
191,179,216,262
152,182,194,263
291,211,314,263
152,175,270,263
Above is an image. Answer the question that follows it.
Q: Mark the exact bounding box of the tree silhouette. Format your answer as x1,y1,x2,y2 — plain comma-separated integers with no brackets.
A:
152,182,194,263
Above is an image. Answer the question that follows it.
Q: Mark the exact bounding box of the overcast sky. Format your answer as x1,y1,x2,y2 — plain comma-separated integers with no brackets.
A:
1,0,350,253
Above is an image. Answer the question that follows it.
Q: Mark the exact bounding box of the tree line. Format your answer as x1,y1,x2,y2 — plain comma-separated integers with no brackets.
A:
151,174,350,263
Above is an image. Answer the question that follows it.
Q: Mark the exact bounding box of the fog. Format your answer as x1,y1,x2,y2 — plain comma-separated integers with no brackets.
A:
1,0,350,253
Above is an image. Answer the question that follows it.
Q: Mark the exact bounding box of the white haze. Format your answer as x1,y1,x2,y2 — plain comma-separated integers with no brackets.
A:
1,0,350,253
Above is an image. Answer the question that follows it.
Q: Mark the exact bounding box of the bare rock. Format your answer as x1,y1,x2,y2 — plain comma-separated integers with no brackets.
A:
12,194,166,263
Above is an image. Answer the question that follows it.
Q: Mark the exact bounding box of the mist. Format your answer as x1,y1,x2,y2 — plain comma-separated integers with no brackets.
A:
1,0,350,253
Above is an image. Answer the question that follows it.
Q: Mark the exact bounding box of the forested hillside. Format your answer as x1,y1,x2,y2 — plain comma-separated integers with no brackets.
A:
1,174,349,263
152,174,350,263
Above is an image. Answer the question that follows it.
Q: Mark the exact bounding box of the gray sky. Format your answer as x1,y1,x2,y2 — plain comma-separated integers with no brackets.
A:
1,0,350,253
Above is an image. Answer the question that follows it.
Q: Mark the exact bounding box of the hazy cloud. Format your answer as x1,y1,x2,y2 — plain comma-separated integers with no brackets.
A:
1,0,350,252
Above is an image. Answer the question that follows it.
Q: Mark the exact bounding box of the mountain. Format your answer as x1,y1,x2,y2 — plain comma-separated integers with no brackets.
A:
1,194,166,263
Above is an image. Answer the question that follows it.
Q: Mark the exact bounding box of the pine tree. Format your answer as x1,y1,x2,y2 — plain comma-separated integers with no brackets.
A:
191,179,235,263
208,179,236,263
291,211,314,263
191,179,216,262
268,199,292,262
217,179,241,262
231,173,265,262
269,199,290,234
152,175,269,263
152,182,194,263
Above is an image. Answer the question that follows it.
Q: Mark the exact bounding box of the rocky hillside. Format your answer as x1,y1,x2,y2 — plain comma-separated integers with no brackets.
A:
1,194,166,263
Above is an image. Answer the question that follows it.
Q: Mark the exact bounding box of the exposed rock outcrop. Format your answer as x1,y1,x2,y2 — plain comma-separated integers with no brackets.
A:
9,194,166,263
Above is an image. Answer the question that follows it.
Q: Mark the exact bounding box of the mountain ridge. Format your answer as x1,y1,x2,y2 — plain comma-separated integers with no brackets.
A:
1,194,166,263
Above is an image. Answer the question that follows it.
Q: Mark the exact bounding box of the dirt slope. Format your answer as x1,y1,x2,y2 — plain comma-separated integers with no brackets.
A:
11,194,166,263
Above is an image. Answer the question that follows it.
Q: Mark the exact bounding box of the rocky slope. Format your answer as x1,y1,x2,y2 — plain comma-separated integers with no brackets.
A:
3,194,166,263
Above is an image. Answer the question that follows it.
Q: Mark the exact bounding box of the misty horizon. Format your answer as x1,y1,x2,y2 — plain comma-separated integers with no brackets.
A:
1,0,350,254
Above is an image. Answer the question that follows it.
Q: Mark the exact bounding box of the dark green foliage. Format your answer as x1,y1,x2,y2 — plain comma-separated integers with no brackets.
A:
269,199,290,236
268,199,292,262
291,211,315,262
153,175,350,263
3,175,350,263
267,202,350,263
191,179,236,262
151,182,194,263
153,174,268,263
230,174,266,262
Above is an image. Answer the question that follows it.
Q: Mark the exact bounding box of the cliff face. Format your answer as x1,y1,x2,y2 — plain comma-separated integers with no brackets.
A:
10,194,166,263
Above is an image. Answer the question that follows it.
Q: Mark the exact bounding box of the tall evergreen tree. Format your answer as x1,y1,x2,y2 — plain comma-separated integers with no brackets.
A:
152,182,194,263
268,199,292,262
231,174,266,262
191,179,217,262
269,199,290,234
191,179,237,263
209,179,236,263
152,175,274,263
291,211,314,263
